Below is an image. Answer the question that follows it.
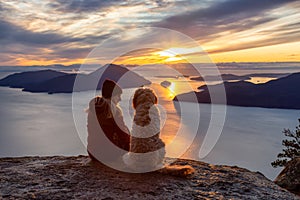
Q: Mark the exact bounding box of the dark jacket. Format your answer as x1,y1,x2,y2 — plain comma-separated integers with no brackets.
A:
87,96,130,161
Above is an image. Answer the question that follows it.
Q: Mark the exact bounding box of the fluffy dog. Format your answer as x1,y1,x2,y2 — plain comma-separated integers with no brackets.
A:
123,87,195,176
123,88,165,171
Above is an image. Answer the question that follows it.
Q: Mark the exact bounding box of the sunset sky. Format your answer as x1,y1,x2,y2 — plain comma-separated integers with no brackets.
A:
1,0,300,66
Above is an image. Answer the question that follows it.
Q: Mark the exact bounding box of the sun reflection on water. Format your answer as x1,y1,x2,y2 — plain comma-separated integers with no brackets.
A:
167,82,176,99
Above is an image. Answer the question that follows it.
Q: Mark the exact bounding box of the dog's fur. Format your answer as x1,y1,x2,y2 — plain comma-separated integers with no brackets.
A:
159,165,195,177
123,88,165,171
123,88,195,176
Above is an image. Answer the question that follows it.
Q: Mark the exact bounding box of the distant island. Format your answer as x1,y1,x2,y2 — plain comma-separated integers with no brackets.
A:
160,80,172,88
190,73,289,82
190,74,251,81
174,72,300,110
0,64,151,94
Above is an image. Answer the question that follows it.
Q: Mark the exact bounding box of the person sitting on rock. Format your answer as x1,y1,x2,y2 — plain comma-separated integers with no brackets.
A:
87,79,130,163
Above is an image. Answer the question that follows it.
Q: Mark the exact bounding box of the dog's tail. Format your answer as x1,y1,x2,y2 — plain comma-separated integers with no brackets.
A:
158,165,195,177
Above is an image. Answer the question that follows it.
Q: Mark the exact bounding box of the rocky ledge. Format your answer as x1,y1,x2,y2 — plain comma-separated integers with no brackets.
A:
0,156,298,200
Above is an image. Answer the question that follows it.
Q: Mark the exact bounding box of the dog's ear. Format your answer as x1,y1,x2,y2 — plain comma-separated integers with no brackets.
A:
132,88,142,109
133,96,137,109
132,94,137,109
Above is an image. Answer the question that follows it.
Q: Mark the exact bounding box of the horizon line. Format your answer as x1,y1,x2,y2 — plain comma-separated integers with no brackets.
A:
1,61,300,68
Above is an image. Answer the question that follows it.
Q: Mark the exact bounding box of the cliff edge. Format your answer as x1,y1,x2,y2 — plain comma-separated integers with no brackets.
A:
0,156,298,199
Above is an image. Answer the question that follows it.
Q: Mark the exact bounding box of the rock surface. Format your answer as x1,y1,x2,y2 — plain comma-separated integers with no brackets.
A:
275,157,300,195
0,156,298,200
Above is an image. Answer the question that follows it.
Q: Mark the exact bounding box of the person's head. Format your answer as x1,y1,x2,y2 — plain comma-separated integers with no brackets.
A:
102,79,122,104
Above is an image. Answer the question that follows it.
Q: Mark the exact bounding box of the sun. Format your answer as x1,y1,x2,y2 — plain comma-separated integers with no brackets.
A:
157,51,175,57
156,50,183,63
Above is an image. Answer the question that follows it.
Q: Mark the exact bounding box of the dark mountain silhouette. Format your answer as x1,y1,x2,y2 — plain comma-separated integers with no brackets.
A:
190,73,289,82
245,73,289,78
88,63,151,89
23,74,82,93
190,74,250,81
174,72,300,109
0,64,151,94
0,70,66,88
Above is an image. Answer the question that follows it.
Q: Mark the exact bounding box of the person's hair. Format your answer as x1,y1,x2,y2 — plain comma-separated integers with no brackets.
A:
88,96,113,119
102,79,122,99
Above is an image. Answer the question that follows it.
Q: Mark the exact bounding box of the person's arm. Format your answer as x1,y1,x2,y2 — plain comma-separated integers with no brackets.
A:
113,106,130,151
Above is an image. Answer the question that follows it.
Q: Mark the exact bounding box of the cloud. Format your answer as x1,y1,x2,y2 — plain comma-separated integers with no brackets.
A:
0,0,299,65
155,0,296,37
0,18,114,61
207,35,300,54
49,0,170,13
50,46,92,59
48,0,117,12
0,20,82,46
154,0,299,54
0,18,114,65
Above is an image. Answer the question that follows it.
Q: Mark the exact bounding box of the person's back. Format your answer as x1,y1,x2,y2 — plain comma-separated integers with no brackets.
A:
87,80,130,163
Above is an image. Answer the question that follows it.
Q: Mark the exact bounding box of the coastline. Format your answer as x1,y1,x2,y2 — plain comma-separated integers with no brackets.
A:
0,155,298,199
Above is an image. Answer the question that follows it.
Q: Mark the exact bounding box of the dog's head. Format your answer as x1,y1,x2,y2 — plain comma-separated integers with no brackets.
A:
132,88,158,127
132,88,158,110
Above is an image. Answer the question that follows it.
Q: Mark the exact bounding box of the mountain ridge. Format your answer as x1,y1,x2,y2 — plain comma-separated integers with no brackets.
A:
174,72,300,109
0,64,151,94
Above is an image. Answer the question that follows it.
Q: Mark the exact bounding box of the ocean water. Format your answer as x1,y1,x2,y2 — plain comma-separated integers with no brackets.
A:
0,87,86,156
0,65,299,180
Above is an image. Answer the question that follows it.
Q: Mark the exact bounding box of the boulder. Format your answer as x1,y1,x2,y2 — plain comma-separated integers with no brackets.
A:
274,157,300,195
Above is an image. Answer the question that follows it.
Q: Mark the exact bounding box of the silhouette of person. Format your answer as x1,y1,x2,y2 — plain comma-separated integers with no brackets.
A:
87,79,130,163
